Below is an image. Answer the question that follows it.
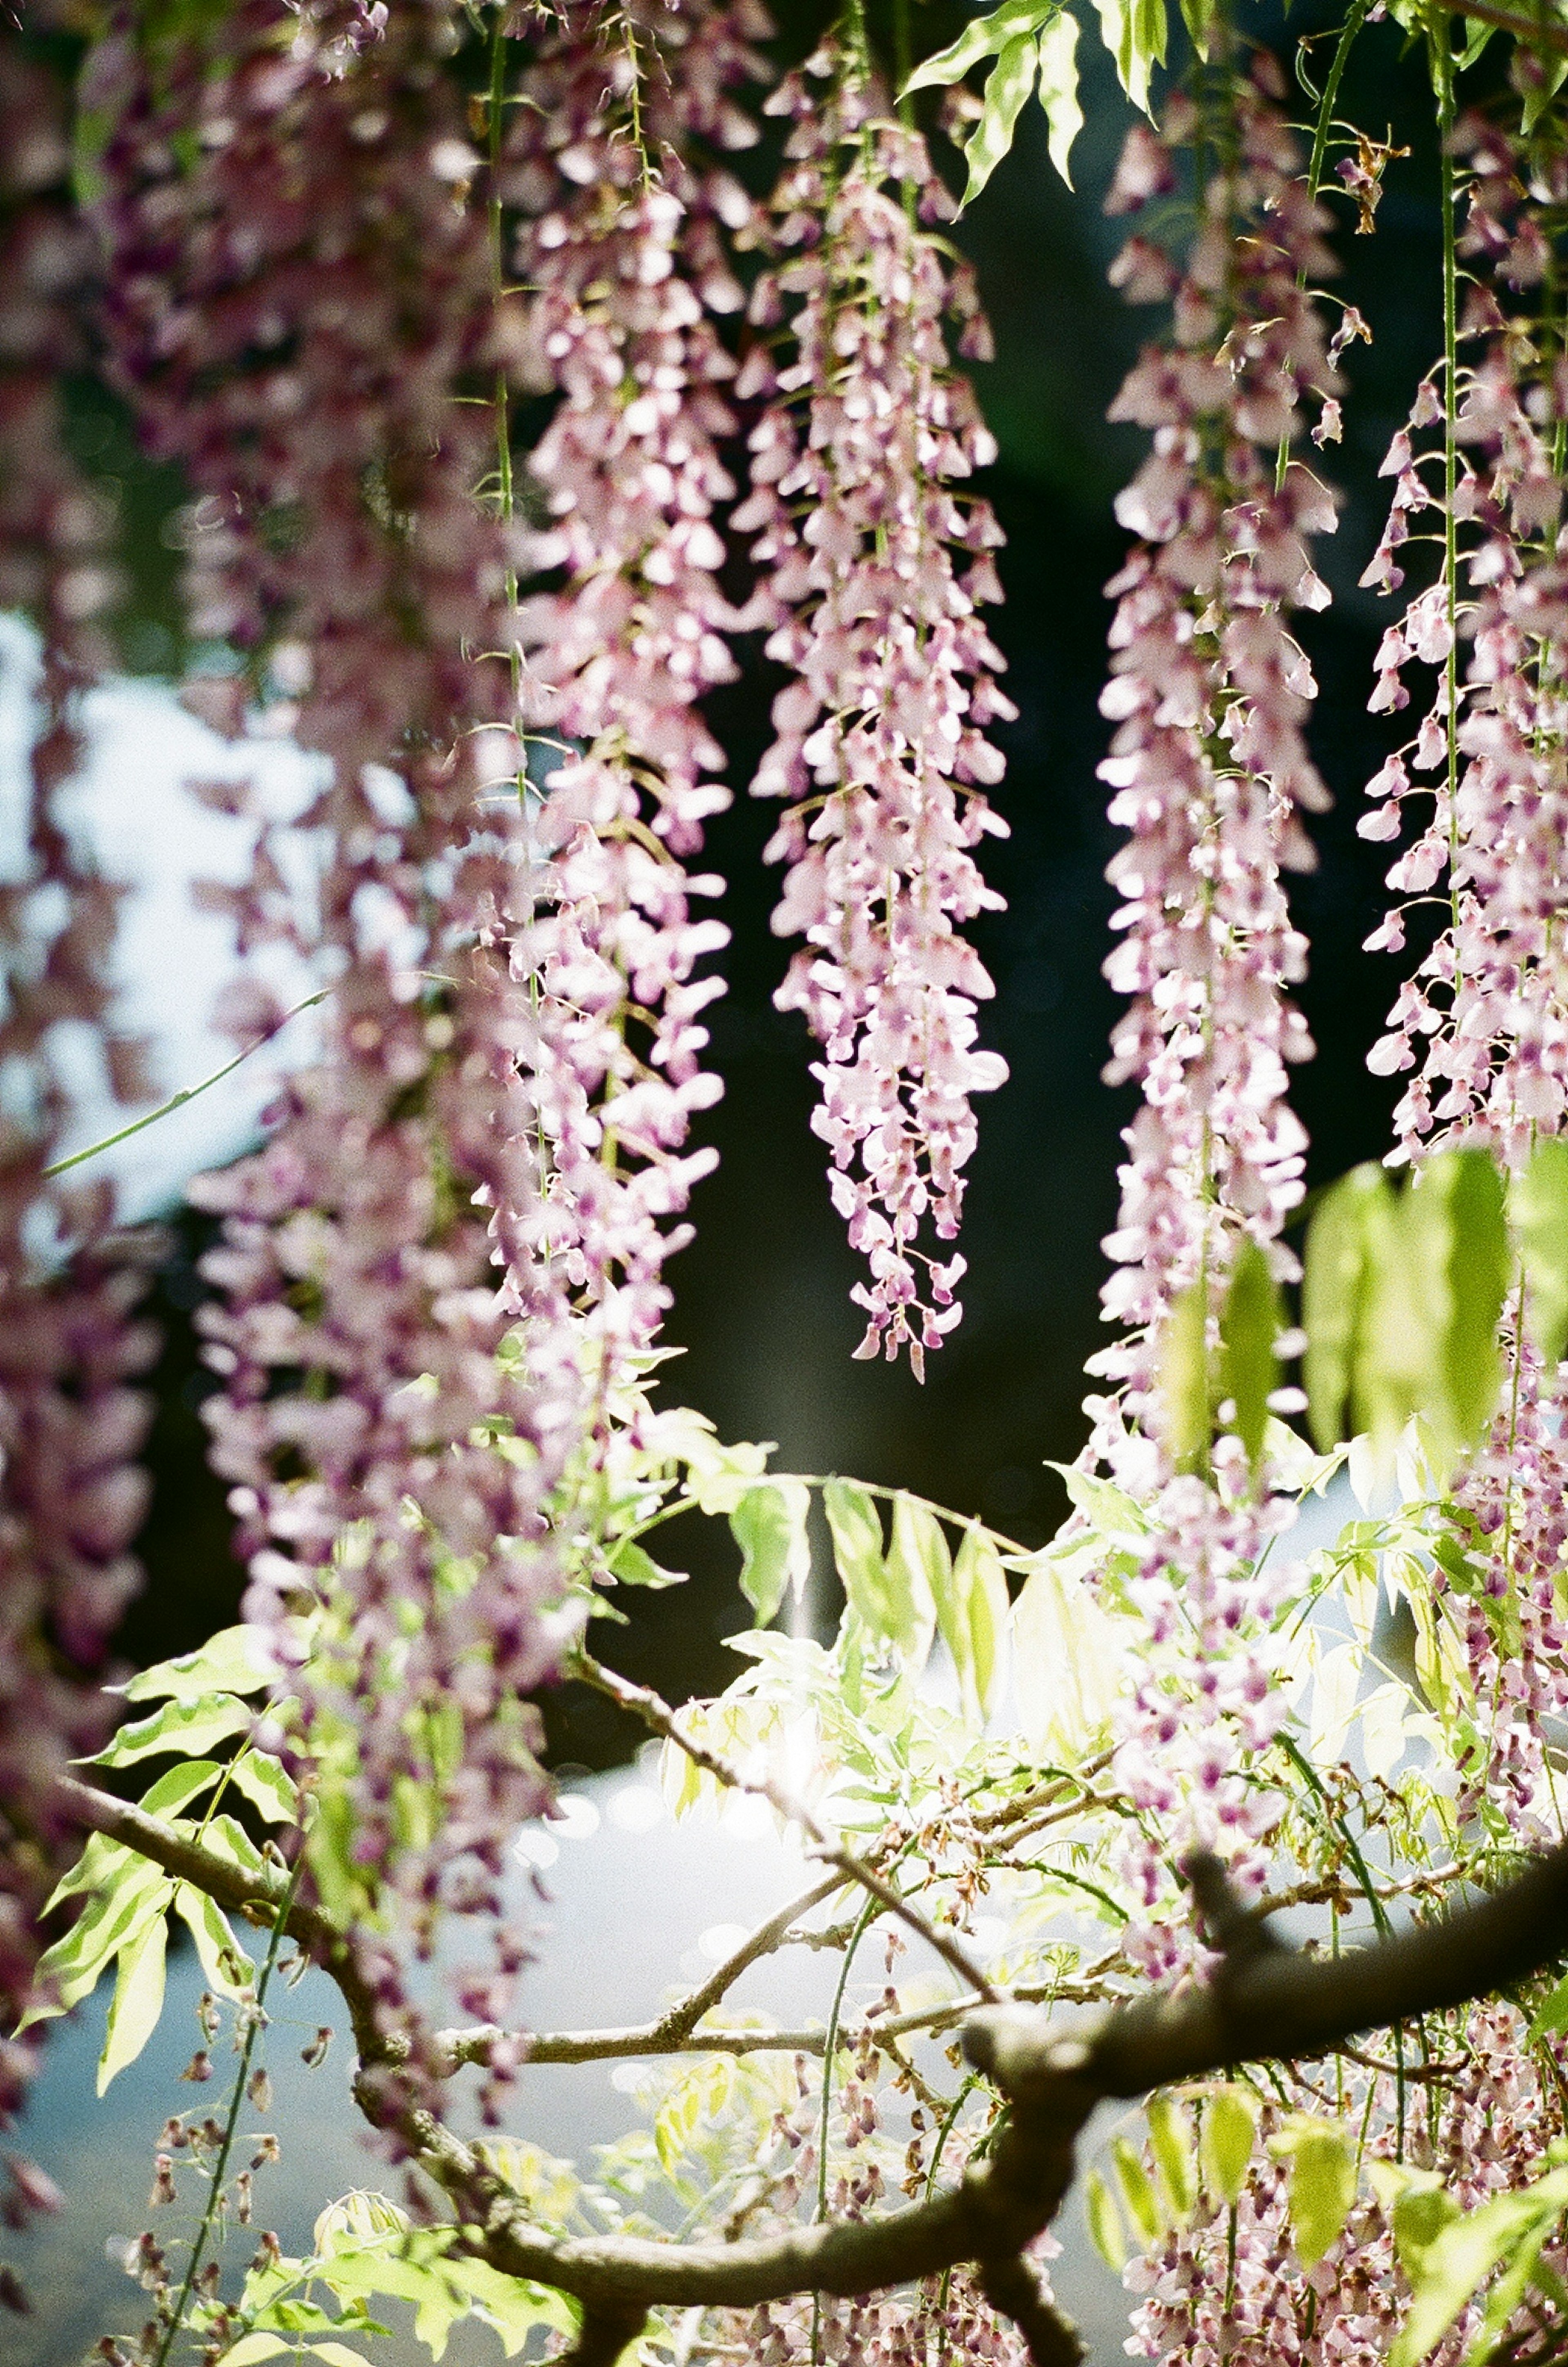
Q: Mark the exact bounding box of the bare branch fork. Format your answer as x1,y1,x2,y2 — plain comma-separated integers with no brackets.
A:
55,1772,1568,2367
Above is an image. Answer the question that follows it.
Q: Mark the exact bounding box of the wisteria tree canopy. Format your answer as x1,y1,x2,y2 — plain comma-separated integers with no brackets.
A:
14,0,1568,2361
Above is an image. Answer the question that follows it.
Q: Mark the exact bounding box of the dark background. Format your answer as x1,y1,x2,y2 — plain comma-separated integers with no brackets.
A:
99,0,1476,1757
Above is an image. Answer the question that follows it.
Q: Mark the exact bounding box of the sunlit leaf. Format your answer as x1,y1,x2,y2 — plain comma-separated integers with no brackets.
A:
1270,2116,1355,2270
902,0,1056,92
1111,2135,1163,2244
824,1480,891,1641
961,33,1038,204
730,1481,811,1628
1220,1238,1281,1470
225,1750,300,1825
173,1882,254,2000
883,1496,944,1669
1085,2168,1127,2270
98,1910,168,2094
117,1623,278,1703
1147,2094,1196,2224
1303,1163,1386,1451
89,1692,254,1769
941,1525,1010,1724
1010,1555,1120,1758
1034,9,1082,183
1199,2086,1257,2206
1512,1136,1568,1365
1158,1282,1209,1469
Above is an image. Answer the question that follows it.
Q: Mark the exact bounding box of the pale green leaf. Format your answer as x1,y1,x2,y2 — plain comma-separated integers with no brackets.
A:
1094,0,1165,112
1158,1282,1209,1469
1111,2135,1164,2244
172,1883,254,1999
225,1751,299,1825
942,1525,1010,1724
1389,2190,1559,2367
1085,2169,1127,2270
1302,1164,1385,1451
137,1760,225,1819
201,1813,269,1880
24,1867,171,2028
218,2339,292,2366
1147,2095,1195,2223
962,34,1038,205
607,1540,684,1589
824,1480,891,1641
1270,2117,1355,2270
1529,1970,1568,2044
1425,1148,1508,1453
118,1623,278,1703
1010,1555,1120,1759
98,1911,168,2094
902,0,1055,92
1220,1238,1281,1470
1035,9,1082,185
1199,2086,1257,2206
89,1692,253,1769
1512,1136,1568,1366
730,1482,811,1628
883,1496,944,1670
307,2347,380,2367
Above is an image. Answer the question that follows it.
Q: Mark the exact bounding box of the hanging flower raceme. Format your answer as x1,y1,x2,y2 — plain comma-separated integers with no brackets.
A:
1082,58,1343,1955
0,37,151,2272
496,0,768,1407
1361,112,1568,1166
89,0,580,1929
737,51,1011,1375
1091,64,1341,1438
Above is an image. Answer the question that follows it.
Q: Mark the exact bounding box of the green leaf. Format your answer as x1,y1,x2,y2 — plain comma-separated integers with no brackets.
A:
729,1481,811,1628
89,1692,254,1769
1512,1136,1568,1366
824,1480,891,1640
137,1759,225,1819
961,33,1038,205
218,2340,292,2366
1199,2086,1257,2206
1111,2135,1164,2244
201,1813,269,1880
1158,1282,1210,1469
98,1911,168,2094
1529,1970,1568,2045
1034,9,1082,184
939,1525,1010,1724
225,1751,300,1825
1425,1148,1509,1452
1010,1555,1120,1758
25,1864,172,2027
606,1540,685,1589
902,0,1056,92
1388,2188,1561,2367
1085,2168,1127,2271
118,1624,278,1703
1220,1239,1281,1470
883,1496,944,1669
1093,0,1165,112
172,1883,254,1999
1270,2116,1355,2270
1303,1163,1385,1451
307,2348,381,2367
1147,2094,1196,2223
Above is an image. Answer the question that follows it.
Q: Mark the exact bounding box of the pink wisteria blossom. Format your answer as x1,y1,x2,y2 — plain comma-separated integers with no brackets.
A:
0,38,151,2266
1081,60,1343,1961
737,49,1011,1375
499,0,768,1398
1361,116,1568,1164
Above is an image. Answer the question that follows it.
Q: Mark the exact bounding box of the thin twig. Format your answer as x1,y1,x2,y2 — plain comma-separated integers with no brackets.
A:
571,1650,1001,2004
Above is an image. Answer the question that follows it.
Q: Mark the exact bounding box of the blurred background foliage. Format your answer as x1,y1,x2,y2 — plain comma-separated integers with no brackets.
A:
53,0,1478,1761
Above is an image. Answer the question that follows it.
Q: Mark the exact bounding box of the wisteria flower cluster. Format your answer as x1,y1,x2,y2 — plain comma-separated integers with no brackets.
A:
497,0,767,1398
737,49,1011,1373
88,0,571,1940
1361,111,1568,1166
1076,62,1345,1961
0,36,152,2278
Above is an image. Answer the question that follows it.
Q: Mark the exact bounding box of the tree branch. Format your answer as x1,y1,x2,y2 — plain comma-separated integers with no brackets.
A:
570,1651,1000,2004
57,1780,1568,2333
